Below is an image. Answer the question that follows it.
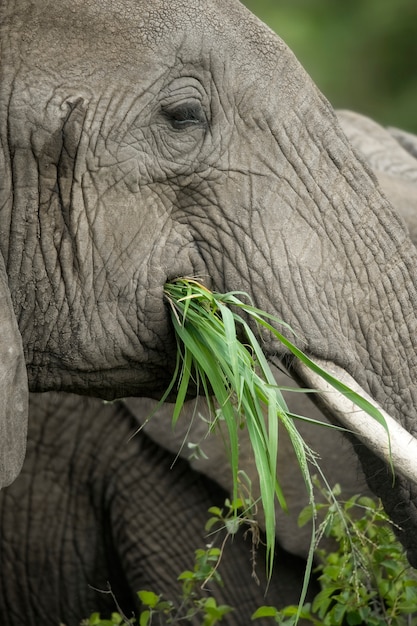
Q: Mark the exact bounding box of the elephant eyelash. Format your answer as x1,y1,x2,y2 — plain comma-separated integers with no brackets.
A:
162,103,208,131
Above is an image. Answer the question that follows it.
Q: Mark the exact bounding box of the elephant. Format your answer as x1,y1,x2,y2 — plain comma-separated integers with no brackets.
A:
2,0,417,582
0,392,317,626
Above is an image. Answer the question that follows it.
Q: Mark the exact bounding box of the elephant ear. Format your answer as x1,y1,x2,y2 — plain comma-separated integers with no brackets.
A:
0,253,28,488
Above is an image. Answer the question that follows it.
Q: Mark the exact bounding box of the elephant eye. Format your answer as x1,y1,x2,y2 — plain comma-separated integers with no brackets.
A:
163,102,207,131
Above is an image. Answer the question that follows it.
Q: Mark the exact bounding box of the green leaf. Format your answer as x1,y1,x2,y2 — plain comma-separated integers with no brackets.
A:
252,605,279,618
207,506,223,517
297,504,315,528
138,590,160,608
139,609,151,626
178,570,195,580
205,516,221,532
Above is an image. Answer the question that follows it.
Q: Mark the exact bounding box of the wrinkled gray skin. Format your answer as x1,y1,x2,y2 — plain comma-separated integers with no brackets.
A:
2,0,417,570
0,392,315,626
337,110,417,240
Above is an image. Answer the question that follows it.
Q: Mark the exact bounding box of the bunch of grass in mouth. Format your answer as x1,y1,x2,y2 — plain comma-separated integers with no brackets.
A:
162,278,315,578
162,278,388,588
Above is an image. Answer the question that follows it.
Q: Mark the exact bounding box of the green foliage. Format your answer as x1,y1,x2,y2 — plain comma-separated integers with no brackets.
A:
253,480,417,625
83,487,417,625
82,542,234,626
82,612,135,625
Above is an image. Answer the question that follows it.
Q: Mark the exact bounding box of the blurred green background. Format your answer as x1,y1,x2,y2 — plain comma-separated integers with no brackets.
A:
242,0,417,132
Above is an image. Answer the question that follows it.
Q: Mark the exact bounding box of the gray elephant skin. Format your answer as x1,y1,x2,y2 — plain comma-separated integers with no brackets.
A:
0,392,315,626
2,0,417,607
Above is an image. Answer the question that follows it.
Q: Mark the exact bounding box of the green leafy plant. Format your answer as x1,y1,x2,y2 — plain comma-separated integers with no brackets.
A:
135,495,263,625
82,487,417,626
83,613,135,626
253,480,417,625
81,541,234,626
136,561,233,626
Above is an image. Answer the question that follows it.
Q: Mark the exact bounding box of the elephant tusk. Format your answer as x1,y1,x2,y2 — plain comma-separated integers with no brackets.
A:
293,358,417,486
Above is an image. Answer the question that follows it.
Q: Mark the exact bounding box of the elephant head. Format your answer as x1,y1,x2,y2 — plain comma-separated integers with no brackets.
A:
1,0,417,566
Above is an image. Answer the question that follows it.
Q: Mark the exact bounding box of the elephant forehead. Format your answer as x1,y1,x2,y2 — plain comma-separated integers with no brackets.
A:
10,0,288,79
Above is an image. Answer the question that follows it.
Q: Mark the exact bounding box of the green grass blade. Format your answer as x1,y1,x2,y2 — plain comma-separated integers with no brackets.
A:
163,278,389,602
